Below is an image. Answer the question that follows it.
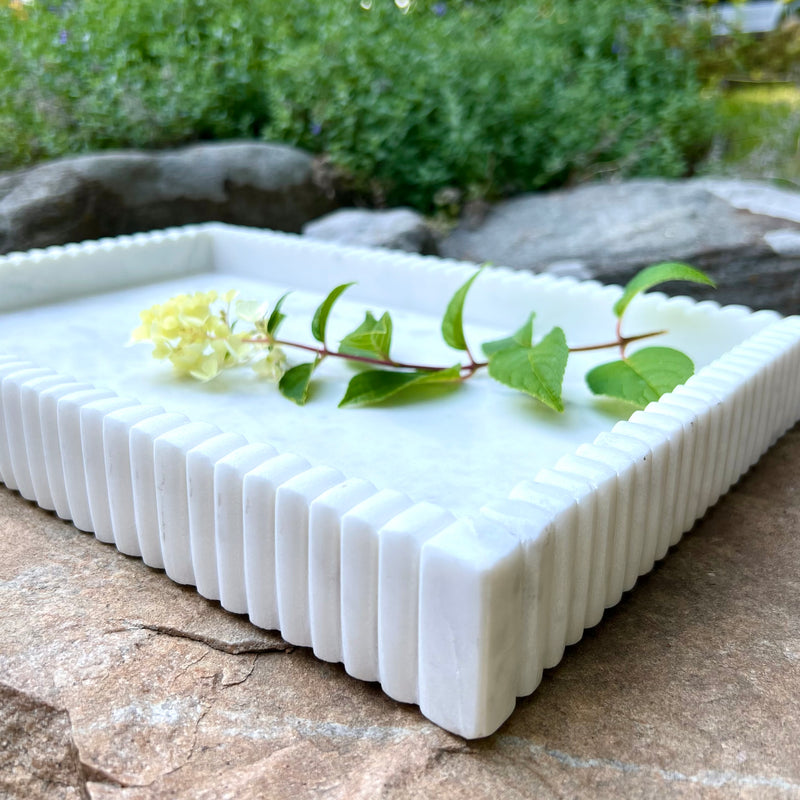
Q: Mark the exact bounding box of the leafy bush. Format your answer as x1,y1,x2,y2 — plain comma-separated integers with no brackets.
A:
265,0,714,208
1,0,714,209
0,0,275,169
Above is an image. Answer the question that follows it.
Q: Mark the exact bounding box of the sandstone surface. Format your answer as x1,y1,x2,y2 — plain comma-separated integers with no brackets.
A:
2,426,799,798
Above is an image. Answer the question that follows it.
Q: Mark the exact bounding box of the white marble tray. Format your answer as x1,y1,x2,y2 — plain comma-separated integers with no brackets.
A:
1,224,798,738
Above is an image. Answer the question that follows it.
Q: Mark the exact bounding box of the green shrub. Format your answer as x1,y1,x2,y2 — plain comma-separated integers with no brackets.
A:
2,0,714,210
265,0,714,208
0,0,275,170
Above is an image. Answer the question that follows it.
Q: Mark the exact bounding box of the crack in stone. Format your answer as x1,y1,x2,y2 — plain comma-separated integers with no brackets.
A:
76,694,221,793
0,683,99,800
141,661,248,791
153,701,213,787
116,621,292,655
370,740,472,797
65,706,160,795
0,685,166,796
429,741,472,761
221,655,259,688
78,758,131,790
169,651,210,690
186,704,212,763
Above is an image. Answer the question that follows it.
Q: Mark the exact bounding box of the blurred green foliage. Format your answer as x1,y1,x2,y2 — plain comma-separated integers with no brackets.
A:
1,0,716,208
267,1,714,208
0,0,274,167
692,18,800,83
702,84,800,184
682,14,800,185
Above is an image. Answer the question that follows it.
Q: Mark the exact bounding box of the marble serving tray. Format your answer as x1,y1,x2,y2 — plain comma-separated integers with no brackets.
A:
1,224,799,739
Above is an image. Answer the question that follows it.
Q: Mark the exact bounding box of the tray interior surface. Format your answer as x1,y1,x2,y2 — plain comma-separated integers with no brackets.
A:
0,225,781,517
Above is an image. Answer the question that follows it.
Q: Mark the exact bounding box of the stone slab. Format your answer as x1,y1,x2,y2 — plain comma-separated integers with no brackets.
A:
0,142,339,256
439,179,800,316
303,208,438,255
2,423,799,798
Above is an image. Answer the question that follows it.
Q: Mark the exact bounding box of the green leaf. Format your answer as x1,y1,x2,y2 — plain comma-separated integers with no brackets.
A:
586,346,694,408
338,311,393,360
481,313,535,356
441,269,482,351
613,262,715,319
339,364,462,408
311,282,354,344
278,359,318,406
487,326,569,412
267,292,292,337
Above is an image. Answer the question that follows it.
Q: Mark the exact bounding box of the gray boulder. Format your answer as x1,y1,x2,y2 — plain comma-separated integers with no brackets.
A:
303,207,438,255
439,178,800,315
0,142,340,255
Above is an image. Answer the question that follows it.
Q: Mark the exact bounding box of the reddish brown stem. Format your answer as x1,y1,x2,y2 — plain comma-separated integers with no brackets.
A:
244,337,446,373
568,329,667,354
242,327,667,376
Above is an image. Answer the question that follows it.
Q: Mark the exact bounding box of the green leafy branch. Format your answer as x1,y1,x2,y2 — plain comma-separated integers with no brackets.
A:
132,262,714,412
